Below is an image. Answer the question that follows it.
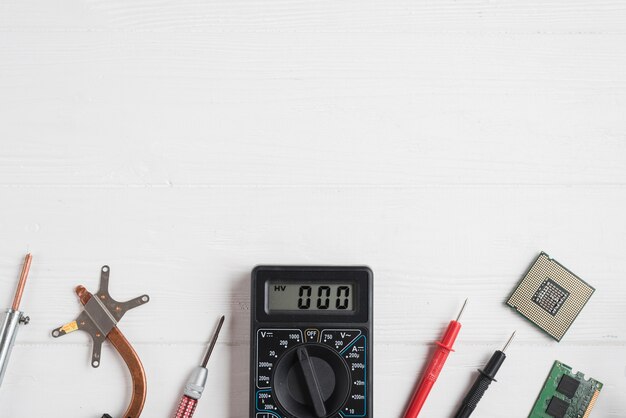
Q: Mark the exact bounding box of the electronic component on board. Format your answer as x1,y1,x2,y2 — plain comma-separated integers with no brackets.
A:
528,361,602,418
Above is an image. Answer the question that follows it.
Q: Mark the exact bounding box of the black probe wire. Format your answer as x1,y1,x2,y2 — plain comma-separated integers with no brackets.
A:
454,331,516,418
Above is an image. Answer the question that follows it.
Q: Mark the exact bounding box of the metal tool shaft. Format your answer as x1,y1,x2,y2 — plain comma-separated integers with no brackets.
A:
202,315,225,367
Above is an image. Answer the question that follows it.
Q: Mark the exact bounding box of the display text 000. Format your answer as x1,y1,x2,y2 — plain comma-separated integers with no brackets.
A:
297,285,351,310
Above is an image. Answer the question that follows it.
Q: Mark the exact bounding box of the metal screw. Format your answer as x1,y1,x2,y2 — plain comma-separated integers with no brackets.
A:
20,315,30,325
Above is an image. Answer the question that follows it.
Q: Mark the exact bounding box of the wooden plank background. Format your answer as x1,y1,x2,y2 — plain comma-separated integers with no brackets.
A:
0,0,625,417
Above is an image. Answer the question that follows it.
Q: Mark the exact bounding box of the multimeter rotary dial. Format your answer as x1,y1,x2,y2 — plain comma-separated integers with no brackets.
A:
272,344,351,418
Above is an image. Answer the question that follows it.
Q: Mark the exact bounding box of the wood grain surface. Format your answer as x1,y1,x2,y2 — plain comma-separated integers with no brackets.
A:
0,0,624,417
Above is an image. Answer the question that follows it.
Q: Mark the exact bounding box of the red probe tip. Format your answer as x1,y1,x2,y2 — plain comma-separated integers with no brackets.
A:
456,298,468,322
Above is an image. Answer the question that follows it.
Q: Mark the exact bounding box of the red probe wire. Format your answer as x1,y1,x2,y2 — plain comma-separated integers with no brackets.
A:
403,299,468,418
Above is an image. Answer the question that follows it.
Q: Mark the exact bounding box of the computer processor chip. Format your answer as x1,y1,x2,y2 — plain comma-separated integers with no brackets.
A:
506,253,594,341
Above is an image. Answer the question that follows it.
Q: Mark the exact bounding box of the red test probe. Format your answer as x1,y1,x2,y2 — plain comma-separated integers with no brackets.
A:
403,299,468,418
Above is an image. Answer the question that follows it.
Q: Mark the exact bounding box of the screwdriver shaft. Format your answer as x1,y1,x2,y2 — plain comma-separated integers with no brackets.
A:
202,315,225,367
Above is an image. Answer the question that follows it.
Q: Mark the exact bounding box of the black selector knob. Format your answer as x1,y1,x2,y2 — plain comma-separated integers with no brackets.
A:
272,344,351,418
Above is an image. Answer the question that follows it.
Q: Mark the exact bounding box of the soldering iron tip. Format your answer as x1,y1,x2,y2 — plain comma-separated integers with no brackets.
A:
502,331,516,353
11,253,33,311
456,298,468,322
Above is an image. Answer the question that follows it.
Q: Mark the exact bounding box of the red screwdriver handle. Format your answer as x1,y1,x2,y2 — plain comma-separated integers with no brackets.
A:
174,395,198,418
403,320,462,418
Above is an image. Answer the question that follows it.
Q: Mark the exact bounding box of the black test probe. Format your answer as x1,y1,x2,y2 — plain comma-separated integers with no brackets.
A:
453,331,516,418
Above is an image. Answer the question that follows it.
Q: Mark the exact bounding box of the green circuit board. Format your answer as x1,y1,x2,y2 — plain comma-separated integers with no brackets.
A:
529,361,603,418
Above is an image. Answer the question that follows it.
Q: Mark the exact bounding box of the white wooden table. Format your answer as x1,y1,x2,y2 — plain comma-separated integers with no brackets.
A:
0,1,625,417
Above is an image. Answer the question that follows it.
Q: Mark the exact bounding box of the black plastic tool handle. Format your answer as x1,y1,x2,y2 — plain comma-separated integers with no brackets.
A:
454,350,507,418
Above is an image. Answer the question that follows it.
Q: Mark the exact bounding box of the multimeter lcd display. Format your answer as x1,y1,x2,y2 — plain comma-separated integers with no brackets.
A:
267,282,354,311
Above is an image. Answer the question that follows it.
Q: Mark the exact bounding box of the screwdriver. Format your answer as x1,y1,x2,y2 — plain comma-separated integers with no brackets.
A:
454,331,516,418
403,299,468,418
173,315,225,418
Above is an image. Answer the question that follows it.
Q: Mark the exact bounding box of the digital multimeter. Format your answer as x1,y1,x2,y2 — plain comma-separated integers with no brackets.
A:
250,266,373,418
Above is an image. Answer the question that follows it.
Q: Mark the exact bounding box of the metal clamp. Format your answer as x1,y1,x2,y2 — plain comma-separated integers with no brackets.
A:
52,265,149,367
51,265,150,418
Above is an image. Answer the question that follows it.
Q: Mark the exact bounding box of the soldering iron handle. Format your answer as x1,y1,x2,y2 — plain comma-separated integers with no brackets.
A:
174,395,198,418
0,309,26,387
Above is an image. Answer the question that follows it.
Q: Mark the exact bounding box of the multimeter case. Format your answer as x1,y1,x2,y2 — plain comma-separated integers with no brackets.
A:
250,265,373,418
